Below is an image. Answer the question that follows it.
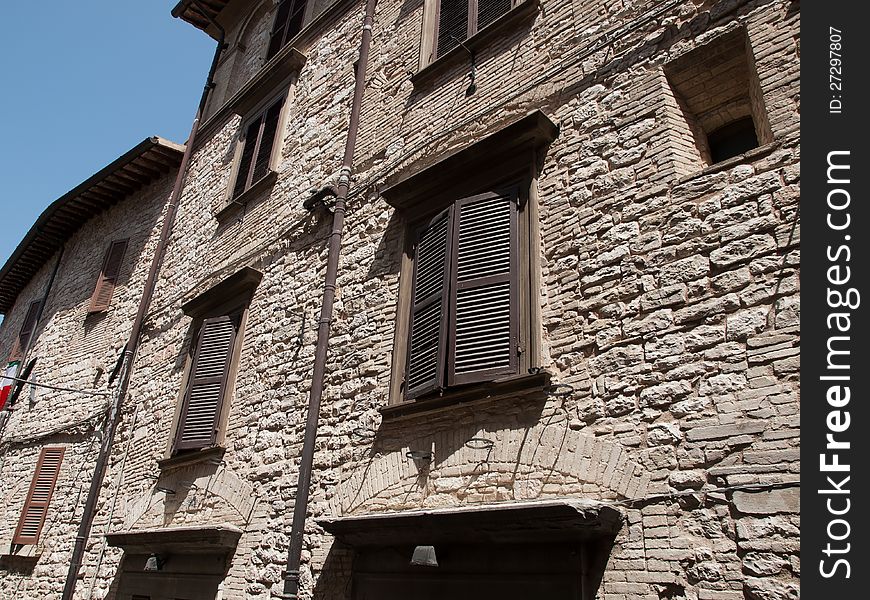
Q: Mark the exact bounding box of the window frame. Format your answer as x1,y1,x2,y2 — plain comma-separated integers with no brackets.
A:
224,90,292,208
266,0,311,61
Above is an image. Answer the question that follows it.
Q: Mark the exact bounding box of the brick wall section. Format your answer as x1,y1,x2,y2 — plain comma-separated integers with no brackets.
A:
39,1,801,600
0,171,175,598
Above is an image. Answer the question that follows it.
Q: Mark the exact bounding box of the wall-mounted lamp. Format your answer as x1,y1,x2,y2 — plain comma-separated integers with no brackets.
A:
405,450,432,461
464,437,495,450
410,545,438,567
546,382,575,398
144,553,167,572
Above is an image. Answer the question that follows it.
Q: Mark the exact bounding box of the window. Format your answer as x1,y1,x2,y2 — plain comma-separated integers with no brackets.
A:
405,188,520,399
230,96,285,201
88,239,128,313
14,447,65,545
382,111,559,405
169,267,261,456
8,299,42,362
664,27,772,169
266,0,308,60
434,0,512,59
174,314,241,452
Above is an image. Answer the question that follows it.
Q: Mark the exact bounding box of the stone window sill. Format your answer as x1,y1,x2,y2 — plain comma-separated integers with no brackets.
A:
677,141,779,184
157,446,226,472
215,170,278,220
411,0,540,88
381,370,552,421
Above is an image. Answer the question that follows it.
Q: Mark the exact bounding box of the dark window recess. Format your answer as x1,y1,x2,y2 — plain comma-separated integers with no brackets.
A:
174,315,239,452
13,447,65,545
88,239,129,313
232,99,283,199
9,299,42,362
707,117,759,164
266,0,308,60
405,189,518,399
435,0,513,59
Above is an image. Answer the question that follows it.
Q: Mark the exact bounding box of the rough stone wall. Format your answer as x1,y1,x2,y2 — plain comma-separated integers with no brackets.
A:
0,171,175,598
69,1,799,600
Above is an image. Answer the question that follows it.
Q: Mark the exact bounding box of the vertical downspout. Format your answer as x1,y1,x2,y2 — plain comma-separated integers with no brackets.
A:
282,0,377,598
0,244,64,435
60,11,226,599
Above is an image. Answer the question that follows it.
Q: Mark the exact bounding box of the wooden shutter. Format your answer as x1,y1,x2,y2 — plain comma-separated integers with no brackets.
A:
477,0,512,31
252,100,283,183
448,189,518,385
9,299,42,361
435,0,470,59
405,208,454,399
88,239,129,313
266,0,308,60
13,447,65,545
233,117,262,199
175,315,238,451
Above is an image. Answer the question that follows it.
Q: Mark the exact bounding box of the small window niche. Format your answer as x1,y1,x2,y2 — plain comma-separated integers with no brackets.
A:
664,27,772,172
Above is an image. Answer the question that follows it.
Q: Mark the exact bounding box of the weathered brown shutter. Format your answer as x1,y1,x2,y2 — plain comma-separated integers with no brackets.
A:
9,299,42,361
252,100,283,183
405,208,454,399
448,189,518,385
88,239,129,313
435,0,470,59
266,0,308,60
175,315,238,451
233,117,262,199
13,447,65,545
477,0,512,31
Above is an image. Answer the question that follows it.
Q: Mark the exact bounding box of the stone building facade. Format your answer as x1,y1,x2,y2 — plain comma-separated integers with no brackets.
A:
1,0,799,599
0,139,183,596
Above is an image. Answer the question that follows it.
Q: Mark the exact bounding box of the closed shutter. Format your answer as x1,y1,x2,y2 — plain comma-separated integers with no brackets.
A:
233,117,262,199
9,299,42,361
13,447,65,545
175,315,238,451
448,189,518,385
252,100,283,183
477,0,512,31
436,0,470,59
266,0,308,60
405,208,454,399
88,239,129,313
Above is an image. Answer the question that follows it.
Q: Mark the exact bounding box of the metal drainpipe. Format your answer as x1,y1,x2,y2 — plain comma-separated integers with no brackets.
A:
282,0,377,598
60,12,226,599
0,243,64,437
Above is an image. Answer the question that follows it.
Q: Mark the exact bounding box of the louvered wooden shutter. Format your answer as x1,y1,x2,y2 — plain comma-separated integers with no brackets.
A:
252,100,283,183
233,117,262,199
9,299,42,361
405,208,454,399
448,190,518,385
175,315,238,451
477,0,512,31
266,0,308,60
13,447,65,545
88,239,128,313
436,0,470,59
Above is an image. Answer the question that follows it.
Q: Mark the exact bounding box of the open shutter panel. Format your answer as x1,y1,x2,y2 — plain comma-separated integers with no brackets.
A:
13,447,65,545
405,208,453,399
9,299,42,361
233,118,262,199
448,189,518,385
175,316,238,451
88,239,128,312
252,100,283,183
477,0,513,31
436,0,470,59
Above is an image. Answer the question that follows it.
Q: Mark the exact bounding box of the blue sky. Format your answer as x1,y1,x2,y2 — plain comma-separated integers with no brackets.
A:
0,1,215,269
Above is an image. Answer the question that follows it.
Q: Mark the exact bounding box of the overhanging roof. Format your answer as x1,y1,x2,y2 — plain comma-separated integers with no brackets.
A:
172,0,231,38
0,137,184,315
318,499,623,547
